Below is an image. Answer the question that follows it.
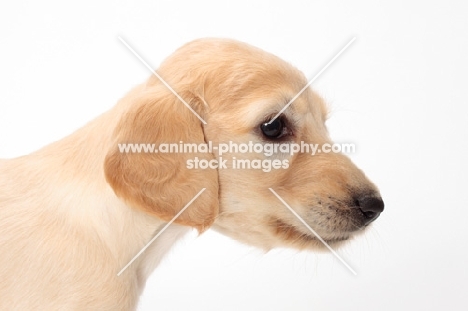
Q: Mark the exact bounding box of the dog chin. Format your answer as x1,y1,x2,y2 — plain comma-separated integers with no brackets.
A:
270,217,365,251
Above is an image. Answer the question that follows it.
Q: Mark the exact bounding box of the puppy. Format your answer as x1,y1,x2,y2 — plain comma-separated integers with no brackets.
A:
0,38,383,310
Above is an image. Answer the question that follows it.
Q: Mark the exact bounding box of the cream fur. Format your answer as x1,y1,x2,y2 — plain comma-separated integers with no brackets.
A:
0,38,382,310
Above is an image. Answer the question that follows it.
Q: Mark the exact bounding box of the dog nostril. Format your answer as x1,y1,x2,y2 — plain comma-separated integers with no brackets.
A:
362,210,377,219
355,196,384,224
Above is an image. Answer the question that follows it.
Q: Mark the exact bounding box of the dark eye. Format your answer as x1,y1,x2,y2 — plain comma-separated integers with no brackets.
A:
261,118,285,138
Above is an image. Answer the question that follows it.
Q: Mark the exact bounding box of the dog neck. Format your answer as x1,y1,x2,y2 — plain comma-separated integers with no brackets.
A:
0,102,190,306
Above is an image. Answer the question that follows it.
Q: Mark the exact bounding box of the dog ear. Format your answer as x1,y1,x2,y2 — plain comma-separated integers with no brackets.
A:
104,85,218,232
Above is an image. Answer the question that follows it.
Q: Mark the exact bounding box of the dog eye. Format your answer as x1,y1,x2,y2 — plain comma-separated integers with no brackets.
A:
261,118,285,139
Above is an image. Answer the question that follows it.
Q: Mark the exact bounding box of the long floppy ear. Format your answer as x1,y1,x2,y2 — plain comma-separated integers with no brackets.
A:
104,84,218,232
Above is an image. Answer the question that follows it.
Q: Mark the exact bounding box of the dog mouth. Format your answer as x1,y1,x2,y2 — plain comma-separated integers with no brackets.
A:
272,218,350,245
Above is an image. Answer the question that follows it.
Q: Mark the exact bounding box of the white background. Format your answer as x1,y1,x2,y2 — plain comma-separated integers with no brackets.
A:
1,1,467,310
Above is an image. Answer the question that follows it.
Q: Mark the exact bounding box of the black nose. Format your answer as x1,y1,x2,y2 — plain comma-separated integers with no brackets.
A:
355,195,384,224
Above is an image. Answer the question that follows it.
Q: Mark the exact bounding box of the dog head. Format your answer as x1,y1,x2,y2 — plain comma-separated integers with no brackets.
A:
104,38,383,250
